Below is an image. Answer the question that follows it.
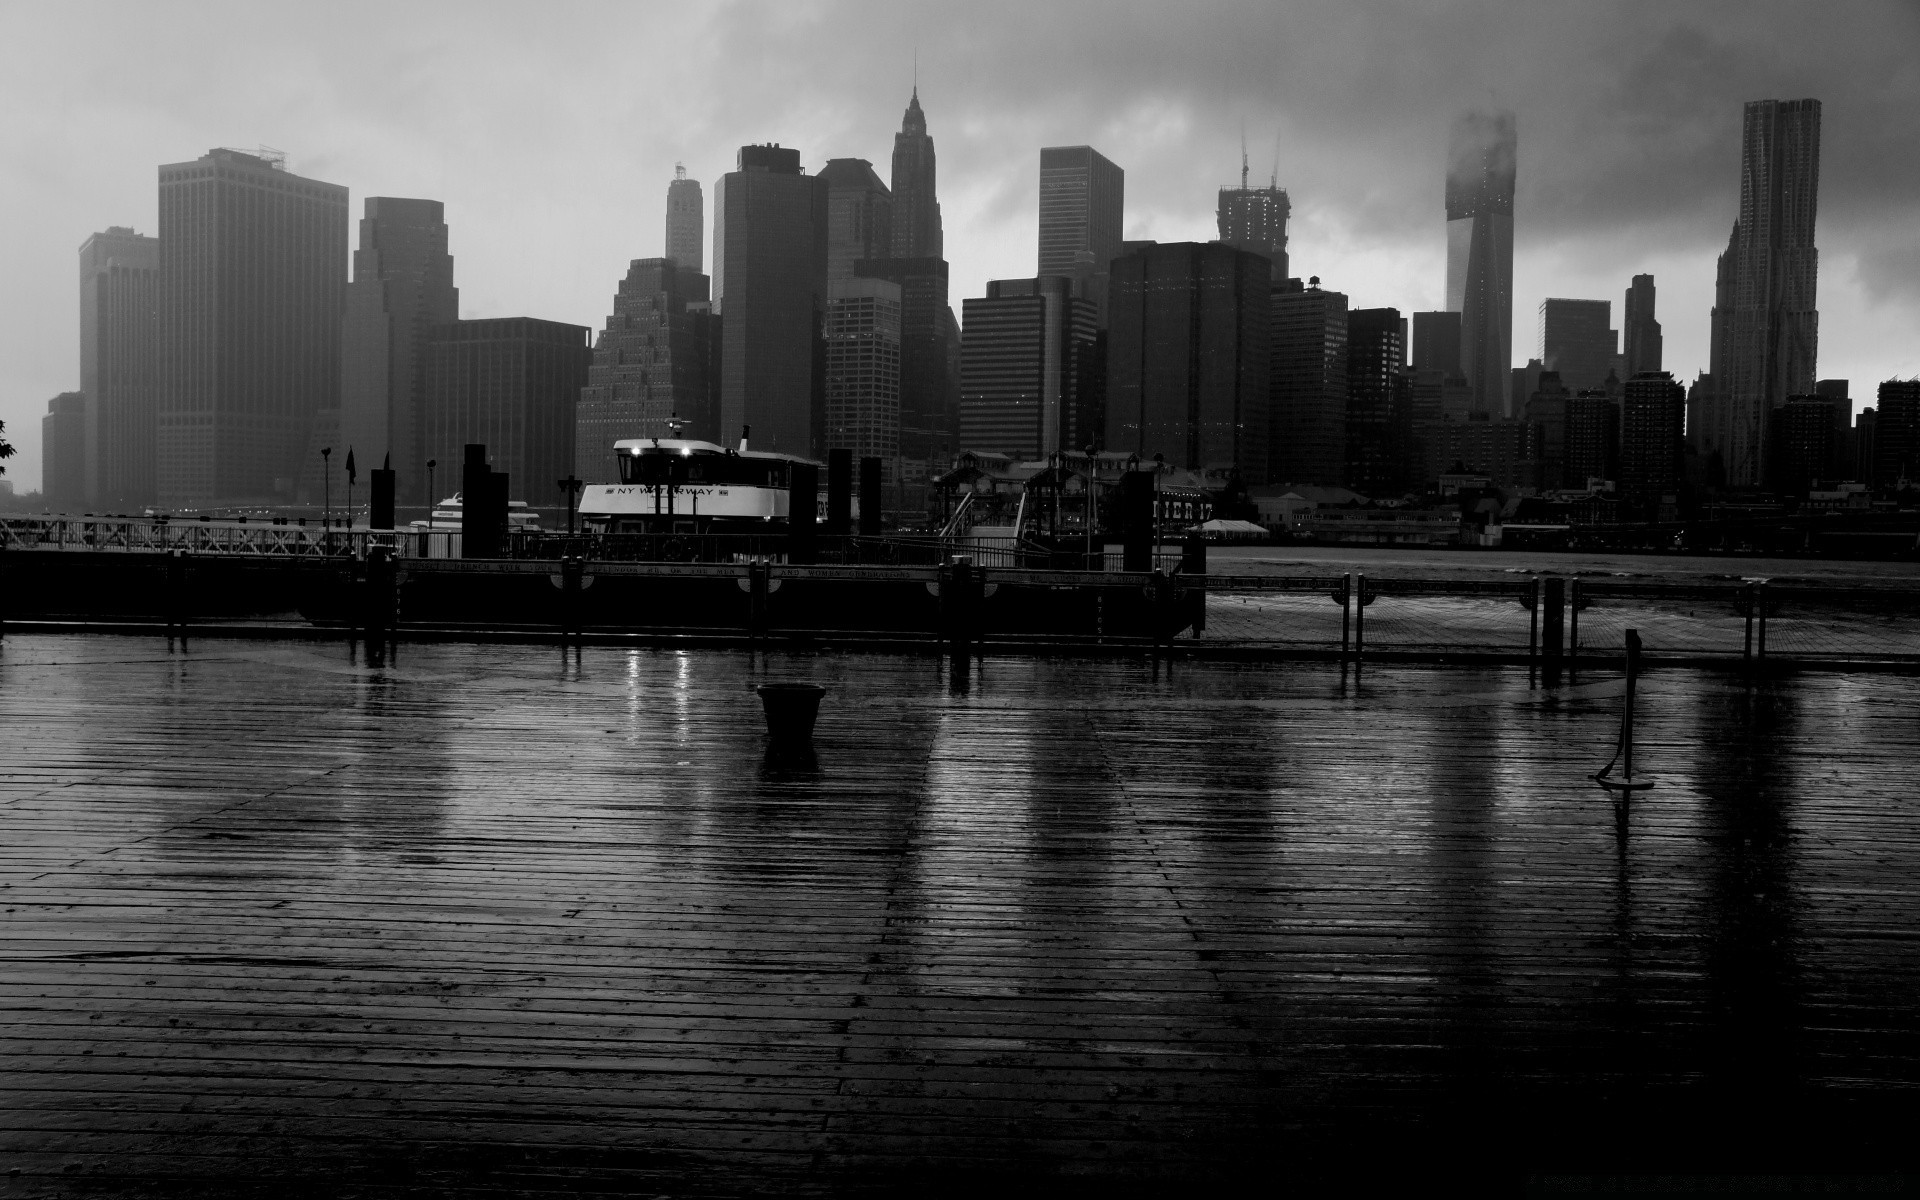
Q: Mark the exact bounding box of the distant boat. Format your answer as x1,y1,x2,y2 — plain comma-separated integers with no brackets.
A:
408,493,543,532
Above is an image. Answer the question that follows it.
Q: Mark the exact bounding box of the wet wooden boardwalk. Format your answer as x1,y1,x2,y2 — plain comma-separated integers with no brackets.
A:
2,636,1917,1196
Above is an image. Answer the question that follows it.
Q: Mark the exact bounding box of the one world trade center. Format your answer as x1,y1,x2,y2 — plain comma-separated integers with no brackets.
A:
1446,111,1516,415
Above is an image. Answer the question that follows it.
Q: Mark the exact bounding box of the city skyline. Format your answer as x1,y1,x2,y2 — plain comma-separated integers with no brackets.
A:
3,1,1918,492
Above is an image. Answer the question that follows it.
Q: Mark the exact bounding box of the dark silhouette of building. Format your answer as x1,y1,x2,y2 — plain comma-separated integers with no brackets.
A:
1565,390,1619,487
1270,278,1348,485
820,158,892,289
339,198,458,506
422,318,592,504
665,166,703,274
1718,99,1822,487
1524,370,1572,488
1854,405,1878,484
1623,274,1662,377
1106,243,1270,483
41,392,86,509
78,227,158,507
1539,299,1616,395
823,277,901,474
858,257,960,475
1447,110,1516,415
1411,311,1463,378
960,276,1100,462
1038,146,1124,321
574,259,716,482
1216,150,1289,280
890,90,941,260
715,145,829,458
1413,413,1538,490
1621,371,1685,518
157,148,347,507
1872,380,1919,487
1770,393,1843,494
1345,308,1409,495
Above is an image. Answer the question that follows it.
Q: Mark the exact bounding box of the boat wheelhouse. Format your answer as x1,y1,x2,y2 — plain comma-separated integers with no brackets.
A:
578,438,822,535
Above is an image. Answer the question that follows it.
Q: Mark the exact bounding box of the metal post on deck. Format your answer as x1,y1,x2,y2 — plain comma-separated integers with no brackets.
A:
1595,628,1654,804
1543,576,1565,671
1181,535,1207,639
1756,580,1770,662
165,548,189,640
943,556,976,664
1569,578,1582,671
1529,575,1541,664
1742,582,1755,662
1337,572,1352,660
747,561,771,642
1353,572,1368,663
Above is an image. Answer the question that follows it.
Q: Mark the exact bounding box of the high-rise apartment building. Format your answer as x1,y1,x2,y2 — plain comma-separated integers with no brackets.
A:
156,148,347,507
820,158,892,289
574,259,716,482
1038,146,1124,321
1106,243,1270,483
1446,111,1516,415
339,198,458,506
41,392,87,509
1216,155,1290,280
856,257,960,470
1270,279,1349,486
959,276,1101,461
78,227,159,507
715,145,829,458
1345,308,1410,495
421,317,592,504
890,90,941,260
1620,370,1685,517
1525,371,1572,488
665,166,703,274
1718,98,1822,487
1871,380,1919,488
1623,274,1662,377
1565,391,1620,486
823,277,902,475
1539,299,1616,395
1770,393,1843,492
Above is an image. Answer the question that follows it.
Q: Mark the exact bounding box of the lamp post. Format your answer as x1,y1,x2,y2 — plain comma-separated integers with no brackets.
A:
426,460,437,528
320,447,332,554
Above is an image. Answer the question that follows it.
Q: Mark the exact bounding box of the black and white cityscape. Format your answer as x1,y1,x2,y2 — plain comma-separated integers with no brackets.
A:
2,3,1919,1196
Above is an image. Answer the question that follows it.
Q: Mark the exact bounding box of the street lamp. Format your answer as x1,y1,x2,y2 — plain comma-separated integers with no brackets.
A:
320,447,332,554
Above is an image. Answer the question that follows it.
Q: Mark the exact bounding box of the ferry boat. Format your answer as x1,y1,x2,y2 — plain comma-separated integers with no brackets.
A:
407,494,544,533
578,435,823,535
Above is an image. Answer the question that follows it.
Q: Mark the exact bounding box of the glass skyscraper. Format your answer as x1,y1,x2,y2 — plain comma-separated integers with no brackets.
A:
1445,111,1516,416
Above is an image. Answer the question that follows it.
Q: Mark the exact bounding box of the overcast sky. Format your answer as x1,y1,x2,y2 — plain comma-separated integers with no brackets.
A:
3,0,1917,492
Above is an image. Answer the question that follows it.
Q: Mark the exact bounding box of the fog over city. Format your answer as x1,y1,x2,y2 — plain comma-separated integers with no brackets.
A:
2,0,1916,491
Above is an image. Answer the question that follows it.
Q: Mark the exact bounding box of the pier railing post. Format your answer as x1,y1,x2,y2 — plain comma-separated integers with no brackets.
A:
1354,572,1368,662
165,548,189,639
1337,572,1352,660
943,556,976,663
1742,583,1755,662
1568,578,1582,671
1543,576,1565,671
747,561,771,641
1181,535,1206,638
1756,581,1770,662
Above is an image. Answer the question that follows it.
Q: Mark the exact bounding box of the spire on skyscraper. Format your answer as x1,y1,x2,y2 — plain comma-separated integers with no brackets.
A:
890,87,940,259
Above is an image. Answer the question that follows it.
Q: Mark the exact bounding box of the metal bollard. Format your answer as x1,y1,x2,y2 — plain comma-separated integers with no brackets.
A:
1354,572,1370,662
1543,576,1565,668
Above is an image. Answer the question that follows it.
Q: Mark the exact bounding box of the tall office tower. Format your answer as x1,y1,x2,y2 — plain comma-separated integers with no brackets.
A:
890,89,942,259
1106,243,1270,483
421,318,592,504
1620,371,1685,517
1446,110,1516,415
1718,98,1822,487
1511,358,1545,419
1038,146,1124,321
1623,274,1662,377
1564,390,1620,486
1270,279,1349,485
1539,299,1617,394
339,198,458,506
156,148,347,506
823,277,902,474
665,166,703,274
958,276,1101,462
715,145,829,457
1854,406,1879,484
78,227,159,507
573,259,716,481
1525,371,1572,489
41,392,87,509
1411,311,1463,377
820,158,892,288
857,257,960,468
1686,373,1717,454
1216,151,1290,280
1871,380,1919,487
1344,308,1410,495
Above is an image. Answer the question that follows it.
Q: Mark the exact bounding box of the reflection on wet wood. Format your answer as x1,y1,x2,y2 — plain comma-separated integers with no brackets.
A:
1,636,1917,1194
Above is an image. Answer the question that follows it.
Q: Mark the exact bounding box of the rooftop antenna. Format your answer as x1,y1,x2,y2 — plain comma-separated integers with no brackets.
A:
1240,121,1249,190
913,46,918,96
1271,131,1281,189
675,162,686,180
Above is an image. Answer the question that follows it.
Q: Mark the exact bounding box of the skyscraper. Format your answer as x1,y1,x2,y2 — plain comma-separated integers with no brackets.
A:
1106,243,1270,482
857,257,960,475
1038,146,1124,320
156,148,348,507
1871,380,1918,488
1620,371,1685,518
715,145,829,458
890,90,941,260
665,166,703,274
1445,111,1516,415
1719,98,1822,488
1410,311,1463,378
573,258,716,482
823,276,902,474
819,158,892,289
78,227,158,507
1345,308,1409,495
41,392,86,509
1269,279,1349,486
1623,274,1662,377
959,276,1101,462
421,317,592,504
1539,299,1616,395
339,198,458,506
1216,151,1289,280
